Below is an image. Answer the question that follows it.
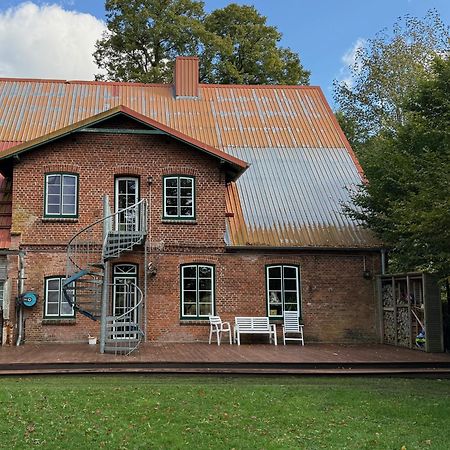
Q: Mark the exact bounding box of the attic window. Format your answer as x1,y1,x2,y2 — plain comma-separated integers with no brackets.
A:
163,176,195,220
44,173,78,218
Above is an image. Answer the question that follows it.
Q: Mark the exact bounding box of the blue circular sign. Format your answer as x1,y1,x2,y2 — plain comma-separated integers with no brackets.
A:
22,291,38,308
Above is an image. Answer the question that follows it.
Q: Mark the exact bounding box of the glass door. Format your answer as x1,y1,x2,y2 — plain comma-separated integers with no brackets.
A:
112,264,138,339
115,177,139,231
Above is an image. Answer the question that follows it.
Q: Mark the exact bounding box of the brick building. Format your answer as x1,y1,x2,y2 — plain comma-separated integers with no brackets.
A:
0,57,383,351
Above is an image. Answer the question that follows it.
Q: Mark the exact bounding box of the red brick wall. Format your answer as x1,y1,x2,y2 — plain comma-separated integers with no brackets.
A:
19,247,379,344
12,128,227,248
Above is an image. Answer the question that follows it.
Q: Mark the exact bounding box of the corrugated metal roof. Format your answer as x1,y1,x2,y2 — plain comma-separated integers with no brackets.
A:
225,147,378,248
0,77,378,249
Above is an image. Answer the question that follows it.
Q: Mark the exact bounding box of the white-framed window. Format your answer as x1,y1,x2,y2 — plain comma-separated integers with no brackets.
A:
44,276,74,318
266,265,300,318
181,264,214,318
163,176,195,219
45,173,78,217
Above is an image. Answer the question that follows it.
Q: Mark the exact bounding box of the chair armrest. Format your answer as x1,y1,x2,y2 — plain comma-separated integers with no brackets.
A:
221,321,231,331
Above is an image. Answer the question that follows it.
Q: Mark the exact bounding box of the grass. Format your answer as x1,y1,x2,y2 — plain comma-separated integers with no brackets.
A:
0,376,449,449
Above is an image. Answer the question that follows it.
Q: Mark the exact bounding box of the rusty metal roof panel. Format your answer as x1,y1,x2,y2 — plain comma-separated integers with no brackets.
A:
0,78,378,249
225,147,379,248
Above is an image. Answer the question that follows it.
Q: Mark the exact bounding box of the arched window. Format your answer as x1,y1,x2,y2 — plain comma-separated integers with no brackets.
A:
266,265,301,318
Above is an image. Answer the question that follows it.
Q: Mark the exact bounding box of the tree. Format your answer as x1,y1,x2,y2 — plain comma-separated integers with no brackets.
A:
94,0,209,83
199,4,309,85
348,57,450,278
334,10,449,146
94,1,309,85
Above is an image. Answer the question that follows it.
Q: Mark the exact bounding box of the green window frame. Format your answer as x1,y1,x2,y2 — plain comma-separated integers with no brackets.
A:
266,265,301,319
181,264,214,319
163,175,195,219
44,276,75,318
44,173,78,217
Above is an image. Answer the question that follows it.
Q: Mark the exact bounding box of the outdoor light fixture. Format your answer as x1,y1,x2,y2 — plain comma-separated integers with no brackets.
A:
363,256,371,279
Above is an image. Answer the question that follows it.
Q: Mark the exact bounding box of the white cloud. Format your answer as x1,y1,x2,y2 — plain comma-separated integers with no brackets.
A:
0,2,106,80
338,38,366,88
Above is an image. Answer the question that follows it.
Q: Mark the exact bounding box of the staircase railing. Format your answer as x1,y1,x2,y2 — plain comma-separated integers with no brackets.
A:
63,197,147,324
105,281,144,355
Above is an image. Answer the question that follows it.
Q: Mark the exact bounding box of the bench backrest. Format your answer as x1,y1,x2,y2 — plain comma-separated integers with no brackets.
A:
235,316,270,331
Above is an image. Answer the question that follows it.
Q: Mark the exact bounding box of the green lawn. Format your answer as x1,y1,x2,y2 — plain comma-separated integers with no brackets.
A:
0,376,449,449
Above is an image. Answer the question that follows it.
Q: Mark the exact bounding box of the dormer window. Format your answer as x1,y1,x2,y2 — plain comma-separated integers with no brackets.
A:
163,176,195,219
44,173,78,217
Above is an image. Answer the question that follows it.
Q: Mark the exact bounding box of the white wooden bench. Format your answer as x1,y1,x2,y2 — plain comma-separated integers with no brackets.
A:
234,317,277,345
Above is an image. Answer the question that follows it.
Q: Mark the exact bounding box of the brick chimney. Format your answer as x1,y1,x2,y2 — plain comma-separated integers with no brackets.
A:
174,57,199,98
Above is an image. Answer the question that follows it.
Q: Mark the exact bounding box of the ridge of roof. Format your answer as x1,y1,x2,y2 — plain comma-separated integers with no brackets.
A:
0,76,318,90
0,105,249,179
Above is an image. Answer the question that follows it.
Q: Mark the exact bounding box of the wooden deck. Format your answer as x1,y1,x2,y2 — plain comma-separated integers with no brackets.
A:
1,343,450,376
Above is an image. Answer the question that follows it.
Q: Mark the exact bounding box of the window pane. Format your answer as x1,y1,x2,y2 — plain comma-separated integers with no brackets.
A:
183,279,196,290
284,267,297,278
284,291,298,303
47,175,61,186
47,205,60,214
284,303,298,312
268,266,281,278
165,207,177,216
46,303,59,315
165,197,178,206
269,304,282,316
60,300,73,316
183,266,196,278
166,188,178,197
269,291,282,304
180,178,193,188
180,207,193,216
199,278,211,290
183,291,196,304
199,303,212,316
62,204,75,215
47,279,60,291
63,194,75,205
62,184,76,195
63,175,76,186
199,291,212,303
284,279,297,291
198,266,212,278
180,198,193,207
48,184,60,194
47,194,60,205
180,188,192,197
184,304,197,316
165,178,178,188
127,180,137,193
269,279,281,291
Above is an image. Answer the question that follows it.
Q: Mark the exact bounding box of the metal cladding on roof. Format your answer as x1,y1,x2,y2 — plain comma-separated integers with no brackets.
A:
225,147,379,248
0,78,379,249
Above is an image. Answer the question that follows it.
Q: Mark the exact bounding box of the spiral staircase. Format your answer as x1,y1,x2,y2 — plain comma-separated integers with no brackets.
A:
62,196,148,355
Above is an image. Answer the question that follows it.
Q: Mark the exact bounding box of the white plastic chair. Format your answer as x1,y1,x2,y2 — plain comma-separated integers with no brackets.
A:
282,311,304,345
208,316,232,345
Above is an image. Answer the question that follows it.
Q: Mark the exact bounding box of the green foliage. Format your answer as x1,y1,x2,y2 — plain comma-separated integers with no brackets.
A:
94,0,209,83
1,376,450,449
200,4,309,85
94,1,309,85
334,10,449,143
349,57,450,278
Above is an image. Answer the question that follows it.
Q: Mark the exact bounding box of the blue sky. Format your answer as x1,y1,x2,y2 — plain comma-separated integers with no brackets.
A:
0,0,449,106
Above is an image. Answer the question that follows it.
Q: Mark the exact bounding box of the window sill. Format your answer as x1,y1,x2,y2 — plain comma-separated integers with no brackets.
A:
162,219,197,225
180,320,209,326
42,217,78,223
42,318,76,325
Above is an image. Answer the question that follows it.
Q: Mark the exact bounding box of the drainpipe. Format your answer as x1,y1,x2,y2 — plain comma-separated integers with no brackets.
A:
15,251,26,346
381,249,386,275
